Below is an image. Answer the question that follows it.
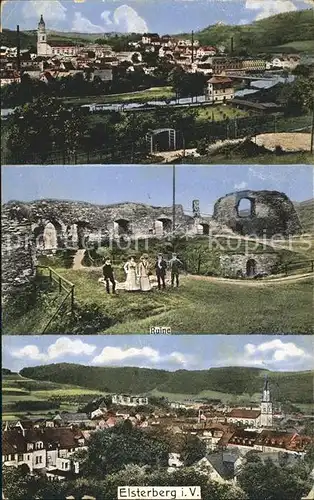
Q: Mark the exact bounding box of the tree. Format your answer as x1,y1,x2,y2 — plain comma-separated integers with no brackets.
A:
180,434,207,466
238,457,312,500
6,97,86,163
280,77,314,116
73,425,169,478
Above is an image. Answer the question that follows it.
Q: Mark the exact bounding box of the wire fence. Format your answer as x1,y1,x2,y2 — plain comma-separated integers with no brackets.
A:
36,265,75,333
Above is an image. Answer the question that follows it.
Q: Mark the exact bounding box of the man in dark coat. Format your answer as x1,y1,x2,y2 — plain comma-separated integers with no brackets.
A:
169,253,183,287
155,253,167,290
102,258,116,294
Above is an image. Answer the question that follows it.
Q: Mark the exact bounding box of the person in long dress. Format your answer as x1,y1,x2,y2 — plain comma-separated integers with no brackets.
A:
138,254,151,292
124,256,140,291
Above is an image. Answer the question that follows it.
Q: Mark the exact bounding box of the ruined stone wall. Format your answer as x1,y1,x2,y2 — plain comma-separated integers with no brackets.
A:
219,253,279,278
2,204,36,300
213,190,302,237
3,200,195,246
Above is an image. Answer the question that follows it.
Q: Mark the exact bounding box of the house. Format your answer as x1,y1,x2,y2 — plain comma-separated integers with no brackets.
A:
194,453,234,483
53,413,92,427
254,430,312,455
206,75,234,103
0,69,21,86
2,427,86,474
270,55,300,70
141,33,160,45
111,394,149,406
226,409,261,427
90,407,107,420
197,46,217,58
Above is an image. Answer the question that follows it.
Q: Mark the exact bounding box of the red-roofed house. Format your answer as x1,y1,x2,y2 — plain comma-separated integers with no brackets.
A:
206,74,234,103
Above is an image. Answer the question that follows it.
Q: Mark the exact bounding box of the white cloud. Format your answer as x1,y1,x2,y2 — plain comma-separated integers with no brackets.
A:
11,345,47,362
22,0,67,22
92,346,190,367
47,337,96,359
101,10,113,26
72,12,104,33
245,0,297,20
11,337,96,362
234,181,248,189
244,339,312,362
113,5,148,33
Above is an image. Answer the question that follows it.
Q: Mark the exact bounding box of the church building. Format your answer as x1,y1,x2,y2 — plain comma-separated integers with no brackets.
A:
37,15,79,57
226,376,273,428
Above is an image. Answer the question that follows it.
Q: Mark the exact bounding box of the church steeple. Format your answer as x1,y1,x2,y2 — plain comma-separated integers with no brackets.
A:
260,375,273,427
38,15,45,29
37,14,48,56
262,375,271,402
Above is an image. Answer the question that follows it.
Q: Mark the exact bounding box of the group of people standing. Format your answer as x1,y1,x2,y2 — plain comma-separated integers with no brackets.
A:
101,253,183,294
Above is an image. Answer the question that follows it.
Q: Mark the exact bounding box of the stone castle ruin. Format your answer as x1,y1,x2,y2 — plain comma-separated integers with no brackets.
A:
2,190,303,297
213,190,302,237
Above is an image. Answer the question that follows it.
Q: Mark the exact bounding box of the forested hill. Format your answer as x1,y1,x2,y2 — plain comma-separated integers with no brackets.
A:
181,9,314,53
1,9,313,53
20,364,314,403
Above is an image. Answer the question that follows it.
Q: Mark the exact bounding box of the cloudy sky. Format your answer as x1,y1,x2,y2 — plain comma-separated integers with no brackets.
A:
2,0,312,34
2,165,312,217
2,335,313,372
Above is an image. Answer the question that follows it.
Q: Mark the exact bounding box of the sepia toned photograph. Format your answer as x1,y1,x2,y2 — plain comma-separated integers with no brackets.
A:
2,334,314,500
2,164,313,334
1,1,313,165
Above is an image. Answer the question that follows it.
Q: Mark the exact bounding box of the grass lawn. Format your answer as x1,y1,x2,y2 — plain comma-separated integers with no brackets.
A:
195,105,248,122
49,268,314,334
62,86,175,106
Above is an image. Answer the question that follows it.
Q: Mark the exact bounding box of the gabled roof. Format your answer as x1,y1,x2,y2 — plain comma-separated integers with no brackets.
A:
227,409,261,419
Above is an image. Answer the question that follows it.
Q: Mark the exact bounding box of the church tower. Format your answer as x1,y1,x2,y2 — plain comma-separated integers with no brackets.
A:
260,376,273,427
37,15,48,56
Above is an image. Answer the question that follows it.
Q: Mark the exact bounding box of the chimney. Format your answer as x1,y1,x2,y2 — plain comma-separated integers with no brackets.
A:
17,25,21,72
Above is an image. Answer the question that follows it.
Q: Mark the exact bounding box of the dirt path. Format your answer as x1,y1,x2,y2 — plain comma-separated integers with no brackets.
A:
72,249,87,270
187,272,313,286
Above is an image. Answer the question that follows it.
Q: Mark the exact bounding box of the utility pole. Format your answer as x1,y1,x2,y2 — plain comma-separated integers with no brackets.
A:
311,100,314,155
16,24,21,72
172,165,176,233
131,112,135,163
191,30,194,64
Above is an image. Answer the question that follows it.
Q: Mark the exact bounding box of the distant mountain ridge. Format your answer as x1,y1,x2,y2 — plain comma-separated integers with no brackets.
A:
1,9,313,53
19,364,314,404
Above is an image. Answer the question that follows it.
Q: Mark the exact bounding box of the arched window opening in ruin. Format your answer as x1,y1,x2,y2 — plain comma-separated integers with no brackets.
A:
77,222,91,249
33,225,45,249
200,223,210,235
246,258,257,277
43,222,57,250
237,198,254,218
155,218,172,236
114,219,131,236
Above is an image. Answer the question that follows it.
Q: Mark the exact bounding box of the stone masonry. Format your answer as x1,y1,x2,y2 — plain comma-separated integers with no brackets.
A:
213,190,302,237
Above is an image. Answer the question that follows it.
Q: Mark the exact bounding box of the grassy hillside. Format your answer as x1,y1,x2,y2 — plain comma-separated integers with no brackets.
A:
295,199,314,234
19,364,314,404
2,371,103,420
0,29,95,49
194,9,314,54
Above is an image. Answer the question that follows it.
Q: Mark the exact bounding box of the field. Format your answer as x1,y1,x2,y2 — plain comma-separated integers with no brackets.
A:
195,106,248,122
2,373,103,421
